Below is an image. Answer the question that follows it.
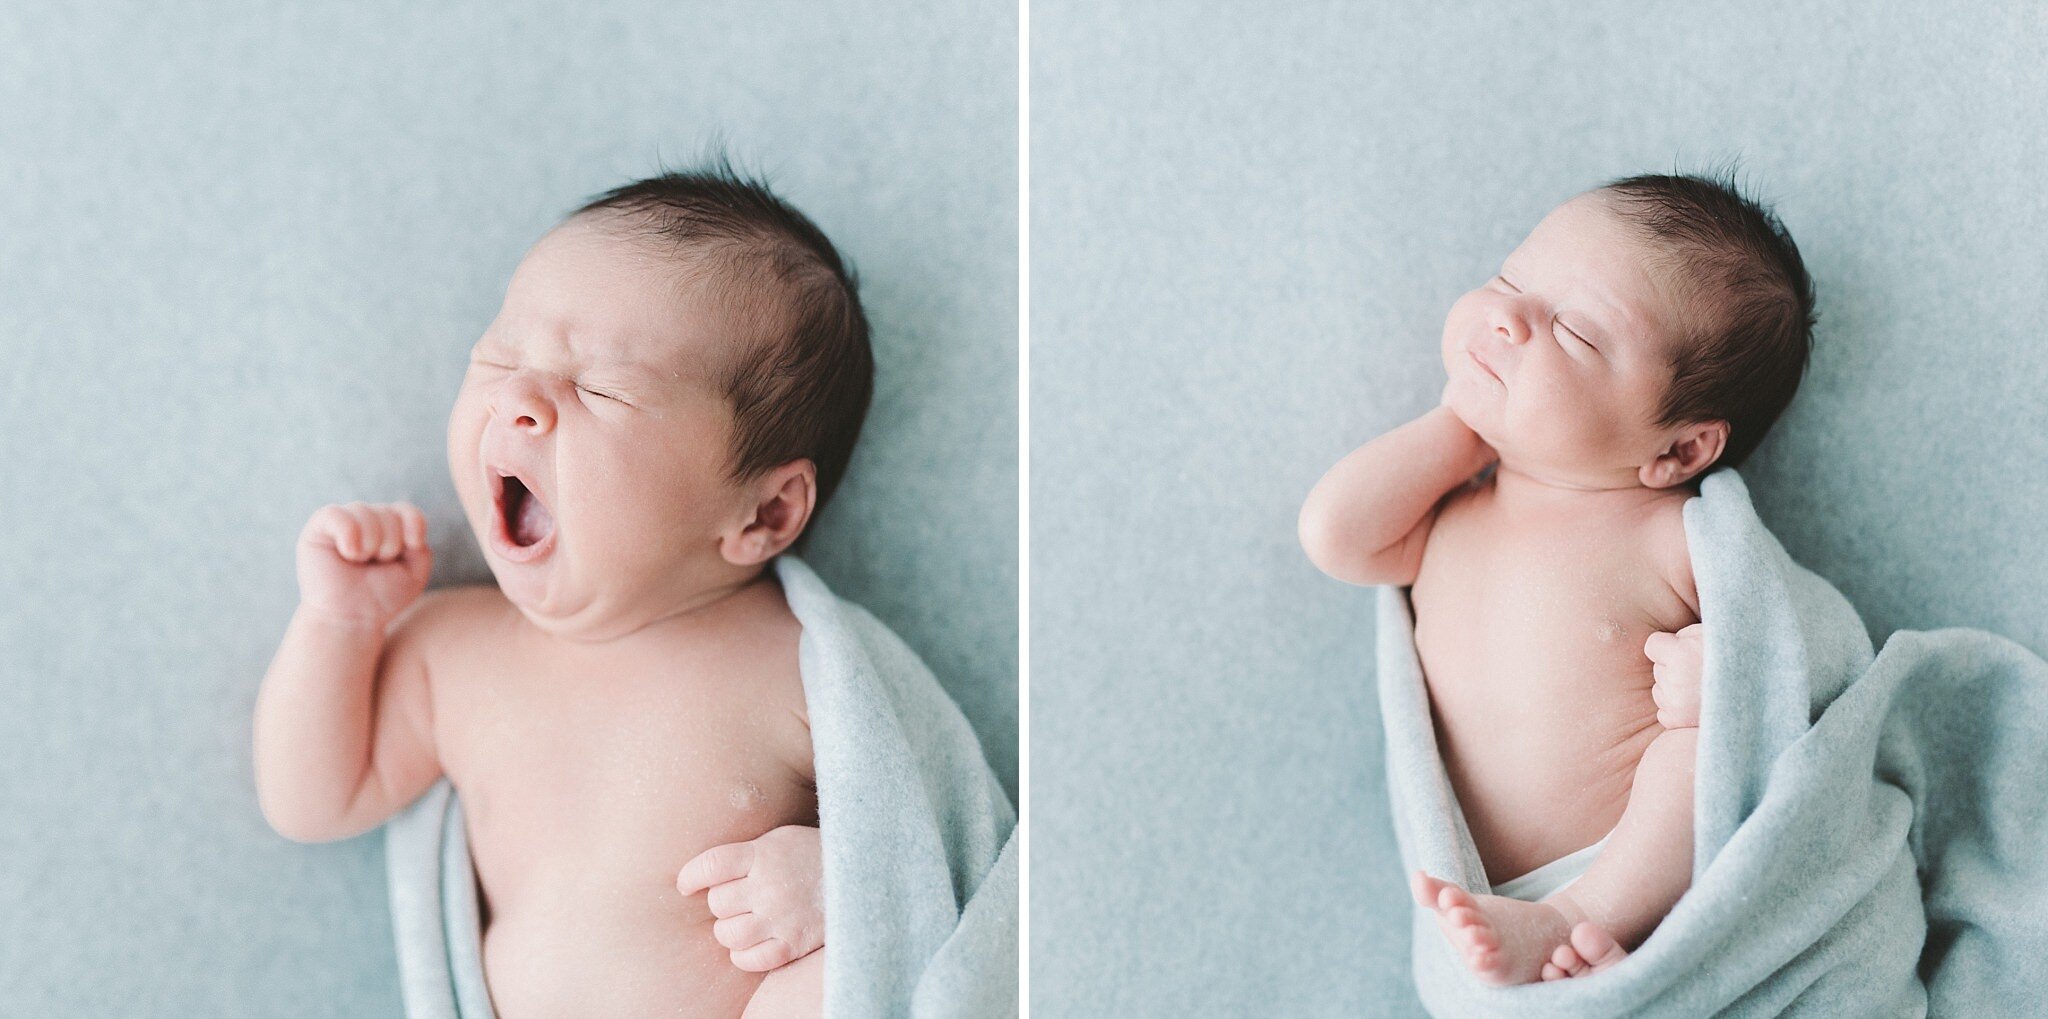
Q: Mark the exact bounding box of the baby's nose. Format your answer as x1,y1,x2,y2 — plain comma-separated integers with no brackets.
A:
492,375,558,434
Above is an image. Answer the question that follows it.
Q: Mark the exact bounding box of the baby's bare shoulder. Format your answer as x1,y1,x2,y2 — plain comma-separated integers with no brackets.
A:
695,579,812,773
396,584,512,635
735,585,809,723
1424,471,1493,532
386,586,516,668
1635,493,1699,617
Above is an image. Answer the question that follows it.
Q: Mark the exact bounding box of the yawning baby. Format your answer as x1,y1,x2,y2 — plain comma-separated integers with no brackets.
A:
256,165,874,1018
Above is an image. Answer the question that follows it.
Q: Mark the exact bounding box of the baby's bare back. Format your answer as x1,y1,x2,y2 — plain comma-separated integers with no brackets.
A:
420,582,815,1019
1409,478,1696,884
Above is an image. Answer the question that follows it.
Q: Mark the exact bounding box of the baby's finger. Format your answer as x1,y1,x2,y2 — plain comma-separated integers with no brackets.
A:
400,504,429,550
712,913,769,951
345,503,386,562
1678,622,1704,640
1643,630,1673,660
730,938,795,973
374,507,405,561
678,842,756,896
306,505,360,559
706,881,748,918
335,504,377,561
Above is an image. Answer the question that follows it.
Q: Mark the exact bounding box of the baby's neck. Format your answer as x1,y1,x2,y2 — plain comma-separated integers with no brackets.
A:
1490,461,1661,508
520,565,776,646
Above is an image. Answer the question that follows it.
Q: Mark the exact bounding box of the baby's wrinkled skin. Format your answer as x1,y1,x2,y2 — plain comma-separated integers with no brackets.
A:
1301,193,1728,985
255,217,829,1018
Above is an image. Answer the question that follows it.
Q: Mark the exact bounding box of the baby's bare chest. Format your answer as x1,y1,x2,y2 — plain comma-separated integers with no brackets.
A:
430,644,816,910
1411,493,1693,698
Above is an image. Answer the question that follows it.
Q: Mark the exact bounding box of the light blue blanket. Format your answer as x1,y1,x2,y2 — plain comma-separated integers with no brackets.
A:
386,556,1017,1018
1380,469,2048,1016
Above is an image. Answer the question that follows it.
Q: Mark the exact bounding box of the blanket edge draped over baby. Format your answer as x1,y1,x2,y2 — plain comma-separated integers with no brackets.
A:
385,555,1018,1019
1378,468,2048,1017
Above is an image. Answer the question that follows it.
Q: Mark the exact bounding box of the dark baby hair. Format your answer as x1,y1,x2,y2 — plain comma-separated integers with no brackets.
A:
1597,171,1816,470
574,160,874,513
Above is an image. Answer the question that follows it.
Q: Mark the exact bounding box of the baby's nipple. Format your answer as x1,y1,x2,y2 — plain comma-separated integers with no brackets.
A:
727,780,767,812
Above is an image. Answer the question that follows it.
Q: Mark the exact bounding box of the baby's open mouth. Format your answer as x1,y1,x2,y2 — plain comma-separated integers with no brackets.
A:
499,474,556,548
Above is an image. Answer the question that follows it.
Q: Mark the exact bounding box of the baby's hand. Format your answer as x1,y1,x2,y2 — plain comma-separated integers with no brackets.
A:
295,502,433,631
1644,622,1704,730
677,825,825,972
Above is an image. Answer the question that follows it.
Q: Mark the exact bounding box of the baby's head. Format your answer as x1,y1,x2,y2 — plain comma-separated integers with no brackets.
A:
447,164,872,638
1439,172,1814,490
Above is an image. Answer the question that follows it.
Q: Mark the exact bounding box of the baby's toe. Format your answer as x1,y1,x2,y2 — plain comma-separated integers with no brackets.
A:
1569,922,1630,971
1541,962,1567,981
1411,871,1443,908
1437,883,1478,912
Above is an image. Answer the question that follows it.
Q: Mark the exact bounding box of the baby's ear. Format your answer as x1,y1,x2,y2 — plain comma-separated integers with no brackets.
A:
719,460,817,567
1640,420,1729,489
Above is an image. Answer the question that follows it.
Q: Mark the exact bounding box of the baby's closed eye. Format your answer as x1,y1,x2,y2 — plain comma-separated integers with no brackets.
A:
574,382,629,406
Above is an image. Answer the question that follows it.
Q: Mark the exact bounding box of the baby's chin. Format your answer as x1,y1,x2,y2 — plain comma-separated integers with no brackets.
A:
485,560,622,639
483,543,562,615
484,541,734,641
1441,381,1501,438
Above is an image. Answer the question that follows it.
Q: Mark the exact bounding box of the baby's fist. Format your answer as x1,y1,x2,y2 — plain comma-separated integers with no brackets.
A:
296,502,433,630
1644,622,1704,730
677,825,824,973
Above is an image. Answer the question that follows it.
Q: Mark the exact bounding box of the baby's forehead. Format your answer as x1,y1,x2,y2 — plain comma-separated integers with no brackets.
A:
1511,198,1700,347
501,221,764,376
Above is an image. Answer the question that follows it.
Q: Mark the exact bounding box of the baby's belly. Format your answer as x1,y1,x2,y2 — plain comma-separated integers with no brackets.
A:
461,775,814,1019
1416,634,1665,884
480,873,757,1019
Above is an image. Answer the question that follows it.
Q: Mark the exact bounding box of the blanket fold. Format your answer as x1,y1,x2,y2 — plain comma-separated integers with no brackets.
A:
386,556,1016,1018
1379,469,2048,1016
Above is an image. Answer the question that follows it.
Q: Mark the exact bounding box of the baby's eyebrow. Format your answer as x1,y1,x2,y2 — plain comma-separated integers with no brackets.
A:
583,350,707,396
565,328,674,375
582,352,657,376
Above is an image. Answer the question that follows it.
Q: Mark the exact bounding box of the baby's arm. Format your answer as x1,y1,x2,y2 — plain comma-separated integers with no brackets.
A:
254,502,443,843
1299,404,1497,586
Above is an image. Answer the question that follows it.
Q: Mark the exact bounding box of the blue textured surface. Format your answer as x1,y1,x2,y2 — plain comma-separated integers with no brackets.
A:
0,3,1014,1014
1031,2,2048,1015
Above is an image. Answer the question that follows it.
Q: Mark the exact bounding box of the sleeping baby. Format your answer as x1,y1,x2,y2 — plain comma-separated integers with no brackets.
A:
254,167,872,1018
1300,174,1814,984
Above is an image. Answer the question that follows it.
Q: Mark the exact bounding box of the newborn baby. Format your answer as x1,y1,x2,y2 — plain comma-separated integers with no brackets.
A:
1300,174,1814,985
254,167,873,1018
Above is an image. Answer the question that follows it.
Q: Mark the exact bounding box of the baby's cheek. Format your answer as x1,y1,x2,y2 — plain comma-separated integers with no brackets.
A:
1502,389,1563,447
1525,383,1615,458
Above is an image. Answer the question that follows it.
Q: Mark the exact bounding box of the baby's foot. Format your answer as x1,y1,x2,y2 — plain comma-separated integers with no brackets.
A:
1539,922,1630,981
1411,871,1572,986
